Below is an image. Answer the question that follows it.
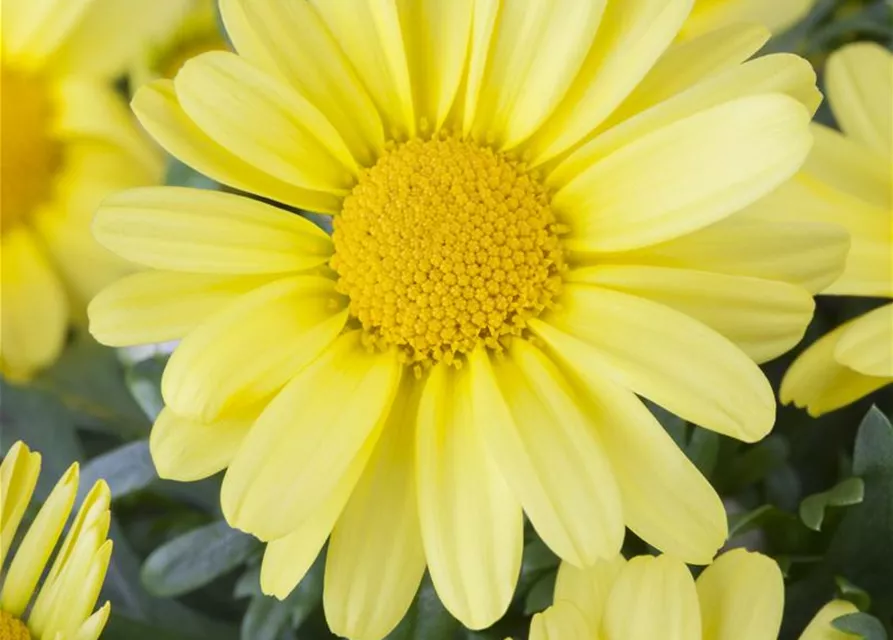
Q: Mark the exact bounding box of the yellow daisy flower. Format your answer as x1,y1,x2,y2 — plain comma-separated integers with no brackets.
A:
90,0,847,636
527,549,858,640
683,0,817,38
0,0,189,379
780,43,893,416
0,441,112,640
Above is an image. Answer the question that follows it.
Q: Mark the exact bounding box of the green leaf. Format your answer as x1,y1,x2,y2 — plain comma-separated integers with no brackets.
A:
799,477,865,531
727,504,778,537
385,575,460,640
80,440,157,501
126,357,168,421
853,407,893,478
240,554,324,640
142,521,260,597
836,576,873,612
524,573,556,615
832,612,889,640
686,427,719,477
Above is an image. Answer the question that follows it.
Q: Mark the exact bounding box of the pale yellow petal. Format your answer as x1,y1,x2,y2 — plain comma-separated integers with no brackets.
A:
468,342,624,567
72,601,110,640
535,285,775,442
552,94,813,253
695,549,784,640
461,0,500,136
161,276,347,421
2,0,94,70
132,81,341,214
89,271,274,348
0,442,41,567
554,556,626,631
150,407,257,482
574,265,815,363
602,555,701,640
175,51,358,193
799,601,860,640
93,187,332,274
529,601,593,640
309,0,415,137
826,43,893,159
325,379,426,640
223,0,385,166
416,363,523,630
524,0,695,164
682,0,815,38
835,303,893,378
804,124,890,209
221,333,401,541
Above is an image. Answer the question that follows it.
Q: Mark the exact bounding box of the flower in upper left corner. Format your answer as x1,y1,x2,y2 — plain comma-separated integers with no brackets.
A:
0,441,113,640
0,0,190,380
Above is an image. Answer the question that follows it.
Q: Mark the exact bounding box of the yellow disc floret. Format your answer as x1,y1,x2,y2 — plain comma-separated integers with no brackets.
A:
0,611,31,640
331,134,565,366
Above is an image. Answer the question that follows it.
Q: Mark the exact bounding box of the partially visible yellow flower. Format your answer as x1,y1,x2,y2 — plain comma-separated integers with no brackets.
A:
528,550,858,640
0,441,113,640
683,0,817,38
0,0,191,379
781,43,893,416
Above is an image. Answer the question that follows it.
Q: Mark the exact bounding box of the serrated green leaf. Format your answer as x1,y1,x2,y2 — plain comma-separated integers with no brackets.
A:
800,478,865,531
836,576,873,612
833,612,889,640
524,573,556,615
80,440,157,501
142,520,260,597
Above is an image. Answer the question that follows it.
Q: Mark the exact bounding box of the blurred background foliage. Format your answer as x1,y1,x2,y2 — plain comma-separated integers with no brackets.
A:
1,1,892,638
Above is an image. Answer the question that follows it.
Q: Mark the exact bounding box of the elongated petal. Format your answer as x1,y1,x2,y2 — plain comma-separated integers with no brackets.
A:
602,555,701,640
93,187,332,274
804,124,890,209
325,379,426,640
573,265,815,363
132,81,341,213
552,94,812,253
72,602,110,640
682,0,815,38
222,333,402,541
695,549,784,640
461,0,501,136
835,304,893,378
89,272,273,347
150,408,256,482
799,601,860,640
554,556,626,631
161,276,347,421
469,343,624,567
530,601,593,640
0,442,41,567
416,363,523,630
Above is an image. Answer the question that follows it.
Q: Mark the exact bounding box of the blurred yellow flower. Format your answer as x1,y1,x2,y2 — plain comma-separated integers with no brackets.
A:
0,0,186,379
527,550,858,640
0,441,112,640
90,1,846,637
683,0,817,38
781,43,893,416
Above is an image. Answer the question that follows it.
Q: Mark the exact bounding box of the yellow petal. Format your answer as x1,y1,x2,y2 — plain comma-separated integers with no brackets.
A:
826,43,893,160
161,276,347,421
0,442,41,568
574,265,815,363
781,319,891,417
150,407,257,482
552,94,813,253
602,555,701,640
468,342,624,567
416,363,523,630
461,0,501,136
325,378,426,640
132,81,341,214
529,601,593,640
222,0,385,166
0,227,68,379
175,51,358,193
554,556,626,631
89,271,273,348
695,549,784,640
536,285,775,442
799,601,860,640
547,354,727,564
309,0,415,137
470,1,607,149
524,0,695,164
682,0,815,39
72,601,111,640
835,303,893,378
221,333,401,541
804,124,890,209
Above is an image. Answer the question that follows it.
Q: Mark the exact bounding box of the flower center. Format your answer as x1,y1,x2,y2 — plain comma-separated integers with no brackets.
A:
0,66,61,234
331,135,565,366
0,610,31,640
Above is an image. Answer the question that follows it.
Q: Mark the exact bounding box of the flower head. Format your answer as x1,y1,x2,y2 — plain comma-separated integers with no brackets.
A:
0,442,112,640
780,43,893,415
90,1,846,637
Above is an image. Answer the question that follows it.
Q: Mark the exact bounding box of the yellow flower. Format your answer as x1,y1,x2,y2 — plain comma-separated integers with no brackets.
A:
527,550,858,640
780,43,893,416
0,0,187,379
683,0,817,39
90,1,846,636
0,441,112,640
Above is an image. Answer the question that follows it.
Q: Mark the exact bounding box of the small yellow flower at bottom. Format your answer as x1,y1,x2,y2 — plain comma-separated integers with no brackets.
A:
0,442,112,640
525,549,858,640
